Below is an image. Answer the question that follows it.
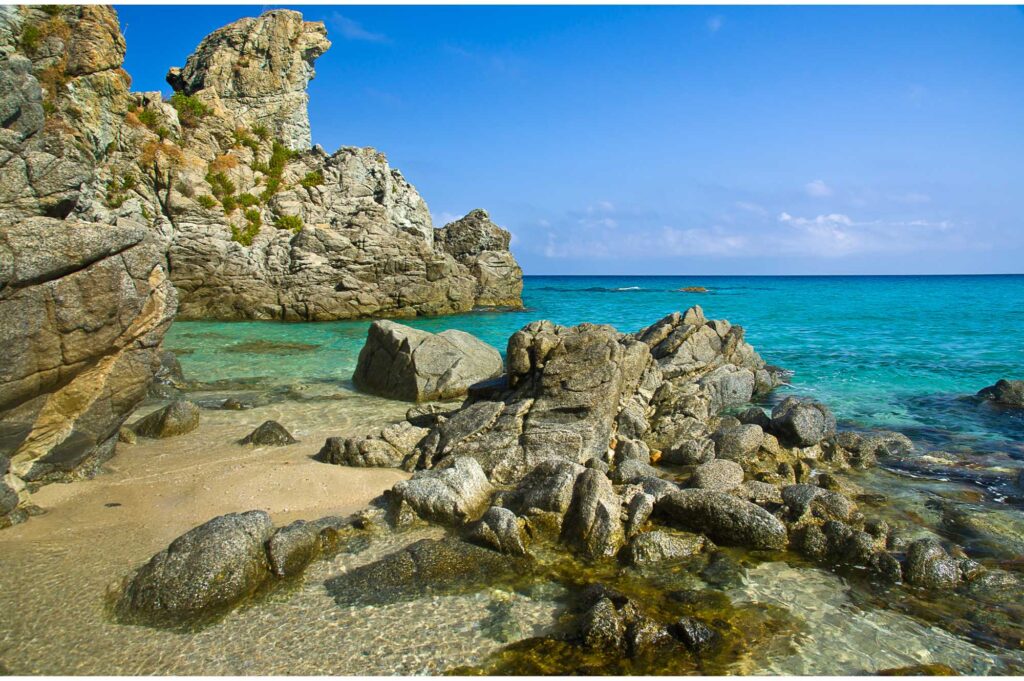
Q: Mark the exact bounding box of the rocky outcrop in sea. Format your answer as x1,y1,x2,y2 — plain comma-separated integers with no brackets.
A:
0,5,524,526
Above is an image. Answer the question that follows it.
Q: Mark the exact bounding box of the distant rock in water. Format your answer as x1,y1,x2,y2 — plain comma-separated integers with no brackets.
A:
977,379,1024,408
353,320,504,402
677,286,708,293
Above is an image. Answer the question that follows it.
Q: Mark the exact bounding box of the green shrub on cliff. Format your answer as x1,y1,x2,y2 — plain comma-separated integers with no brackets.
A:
221,195,237,213
300,170,323,188
237,193,259,208
137,108,159,130
273,215,303,234
252,124,270,141
205,171,236,199
170,92,211,128
197,194,217,209
20,23,41,55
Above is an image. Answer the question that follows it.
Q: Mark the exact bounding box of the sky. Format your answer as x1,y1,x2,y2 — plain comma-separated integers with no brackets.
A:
115,5,1024,275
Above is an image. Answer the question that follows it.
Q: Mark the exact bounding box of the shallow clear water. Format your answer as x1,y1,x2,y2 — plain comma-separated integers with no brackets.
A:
167,274,1024,455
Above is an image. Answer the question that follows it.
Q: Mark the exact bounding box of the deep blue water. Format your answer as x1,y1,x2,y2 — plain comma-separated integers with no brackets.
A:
165,275,1024,455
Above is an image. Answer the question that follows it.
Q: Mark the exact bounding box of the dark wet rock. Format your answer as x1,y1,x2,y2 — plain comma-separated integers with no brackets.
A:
131,400,200,439
770,397,836,447
578,597,625,651
240,420,297,446
505,459,586,516
325,537,530,606
868,550,904,583
117,427,137,445
711,423,764,462
352,320,503,402
149,350,186,399
690,460,745,491
221,398,246,410
905,538,961,590
388,456,493,525
560,468,625,558
467,506,528,556
670,615,719,652
939,502,1024,560
781,484,856,524
610,458,660,484
735,407,771,430
266,520,321,577
405,403,453,429
317,421,428,468
118,511,274,622
977,378,1024,407
655,489,788,550
623,529,710,566
877,663,958,676
624,608,675,657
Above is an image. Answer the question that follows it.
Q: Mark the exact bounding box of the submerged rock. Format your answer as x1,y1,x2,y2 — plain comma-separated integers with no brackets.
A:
352,320,503,402
655,489,788,550
623,529,710,566
904,538,961,590
266,520,321,577
240,420,297,446
325,537,531,606
118,511,274,622
132,401,200,439
466,506,528,556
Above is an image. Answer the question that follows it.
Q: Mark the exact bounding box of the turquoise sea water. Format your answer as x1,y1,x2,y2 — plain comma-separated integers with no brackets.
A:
166,275,1024,458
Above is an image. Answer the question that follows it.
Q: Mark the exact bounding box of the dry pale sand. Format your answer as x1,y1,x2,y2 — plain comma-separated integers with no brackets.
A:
0,391,410,590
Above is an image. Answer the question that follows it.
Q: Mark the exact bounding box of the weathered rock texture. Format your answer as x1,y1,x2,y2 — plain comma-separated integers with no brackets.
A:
353,320,504,402
165,10,329,151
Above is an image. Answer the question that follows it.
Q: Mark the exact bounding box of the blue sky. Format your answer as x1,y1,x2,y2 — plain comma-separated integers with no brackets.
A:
116,5,1024,275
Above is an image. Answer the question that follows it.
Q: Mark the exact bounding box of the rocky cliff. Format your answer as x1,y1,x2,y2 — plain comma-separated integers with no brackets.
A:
0,6,523,525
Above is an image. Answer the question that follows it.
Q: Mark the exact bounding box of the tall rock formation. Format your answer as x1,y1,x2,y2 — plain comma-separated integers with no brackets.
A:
165,10,329,151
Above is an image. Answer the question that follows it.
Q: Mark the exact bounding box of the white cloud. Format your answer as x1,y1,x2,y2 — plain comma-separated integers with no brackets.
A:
707,16,724,33
735,201,768,216
804,179,834,198
330,13,389,43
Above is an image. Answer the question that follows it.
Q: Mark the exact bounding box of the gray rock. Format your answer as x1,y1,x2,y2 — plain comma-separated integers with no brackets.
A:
623,491,655,538
584,457,611,474
561,468,625,558
770,397,836,447
325,537,530,606
317,421,428,468
266,520,321,577
623,529,710,566
389,456,493,525
405,403,453,429
655,489,788,550
435,209,524,307
1,455,19,517
614,438,651,464
690,460,745,492
119,511,274,622
977,379,1024,407
466,506,528,556
505,460,586,516
240,420,297,446
132,401,200,439
149,350,186,398
670,616,718,652
353,320,503,402
734,480,783,506
905,538,961,590
635,476,679,502
711,423,764,462
578,597,625,651
611,458,661,484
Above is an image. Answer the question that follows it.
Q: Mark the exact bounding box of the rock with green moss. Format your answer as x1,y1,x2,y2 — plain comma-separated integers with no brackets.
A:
132,400,200,439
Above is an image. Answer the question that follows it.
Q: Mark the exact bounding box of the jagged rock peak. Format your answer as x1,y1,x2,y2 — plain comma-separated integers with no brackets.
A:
166,9,330,150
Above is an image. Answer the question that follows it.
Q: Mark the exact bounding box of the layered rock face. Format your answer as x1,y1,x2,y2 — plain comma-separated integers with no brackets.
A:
0,7,176,526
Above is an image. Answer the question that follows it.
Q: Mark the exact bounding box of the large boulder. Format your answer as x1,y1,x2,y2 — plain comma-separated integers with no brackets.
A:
118,511,274,623
352,320,503,402
690,460,745,492
977,379,1024,408
388,456,493,525
904,538,961,590
466,506,528,556
318,421,428,468
770,396,836,447
655,489,788,550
